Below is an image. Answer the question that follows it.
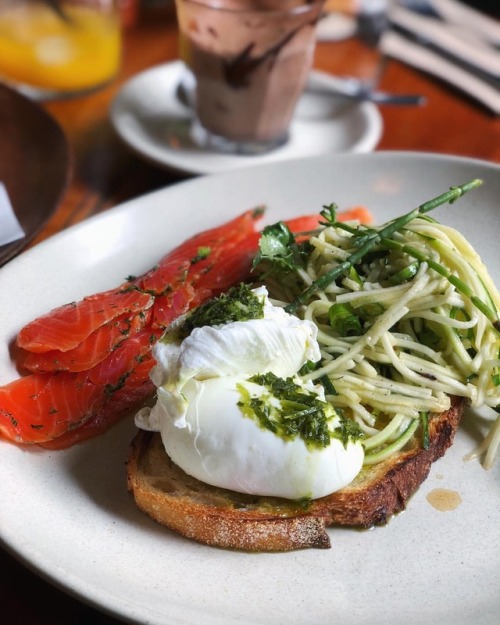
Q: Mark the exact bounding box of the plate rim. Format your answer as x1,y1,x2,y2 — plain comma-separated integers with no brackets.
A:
9,149,500,269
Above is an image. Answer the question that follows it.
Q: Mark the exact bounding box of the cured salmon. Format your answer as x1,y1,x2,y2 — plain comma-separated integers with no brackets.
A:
20,309,153,373
39,352,157,450
17,289,154,353
0,330,156,444
140,209,263,328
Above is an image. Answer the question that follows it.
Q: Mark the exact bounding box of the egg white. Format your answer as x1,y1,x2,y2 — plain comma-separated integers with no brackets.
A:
143,375,364,500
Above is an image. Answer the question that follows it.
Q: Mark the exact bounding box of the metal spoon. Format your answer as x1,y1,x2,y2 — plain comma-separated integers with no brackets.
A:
306,73,426,106
176,69,425,111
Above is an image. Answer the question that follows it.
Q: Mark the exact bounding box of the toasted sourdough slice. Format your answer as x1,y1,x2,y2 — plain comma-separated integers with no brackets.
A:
127,397,465,552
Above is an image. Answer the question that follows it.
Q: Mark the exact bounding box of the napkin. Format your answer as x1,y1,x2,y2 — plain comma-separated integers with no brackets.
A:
0,183,25,246
380,0,500,114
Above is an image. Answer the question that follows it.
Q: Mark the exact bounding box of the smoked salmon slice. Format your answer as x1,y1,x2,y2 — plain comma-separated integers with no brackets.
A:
20,309,153,373
17,289,154,353
0,210,264,445
0,330,157,444
39,353,156,450
139,209,261,292
137,210,262,329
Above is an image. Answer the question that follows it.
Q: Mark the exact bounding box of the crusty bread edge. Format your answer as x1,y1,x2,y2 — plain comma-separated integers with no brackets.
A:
310,396,465,527
127,431,331,551
127,397,465,552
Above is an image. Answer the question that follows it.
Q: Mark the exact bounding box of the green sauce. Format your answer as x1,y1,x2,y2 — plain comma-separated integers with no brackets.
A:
237,371,363,450
182,283,264,334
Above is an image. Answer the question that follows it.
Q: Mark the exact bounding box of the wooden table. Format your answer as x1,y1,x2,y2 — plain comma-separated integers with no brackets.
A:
1,4,499,624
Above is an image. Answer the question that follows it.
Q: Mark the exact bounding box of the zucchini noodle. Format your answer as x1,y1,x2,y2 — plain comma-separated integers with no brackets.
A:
263,216,500,470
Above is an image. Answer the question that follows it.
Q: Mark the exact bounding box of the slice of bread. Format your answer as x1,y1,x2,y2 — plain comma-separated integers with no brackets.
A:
126,397,465,552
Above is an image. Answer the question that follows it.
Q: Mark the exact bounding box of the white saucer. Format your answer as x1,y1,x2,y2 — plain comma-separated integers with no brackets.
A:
110,61,383,176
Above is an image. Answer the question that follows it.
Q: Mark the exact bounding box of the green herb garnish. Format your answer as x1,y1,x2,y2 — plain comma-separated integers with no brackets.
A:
190,246,211,264
237,372,362,449
182,283,264,334
252,222,310,275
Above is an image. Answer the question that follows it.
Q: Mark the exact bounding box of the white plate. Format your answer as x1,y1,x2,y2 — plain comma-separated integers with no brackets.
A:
0,153,499,625
110,61,383,175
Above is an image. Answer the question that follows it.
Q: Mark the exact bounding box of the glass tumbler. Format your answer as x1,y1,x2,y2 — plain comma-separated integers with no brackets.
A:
0,0,121,99
175,0,326,155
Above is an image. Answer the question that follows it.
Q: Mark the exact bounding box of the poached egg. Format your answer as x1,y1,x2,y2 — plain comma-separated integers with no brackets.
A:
136,287,364,500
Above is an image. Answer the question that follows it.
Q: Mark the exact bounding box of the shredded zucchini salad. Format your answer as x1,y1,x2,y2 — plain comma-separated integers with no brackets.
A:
253,179,500,469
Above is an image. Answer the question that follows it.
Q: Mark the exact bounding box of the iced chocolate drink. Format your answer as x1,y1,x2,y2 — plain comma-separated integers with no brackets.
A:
175,0,325,154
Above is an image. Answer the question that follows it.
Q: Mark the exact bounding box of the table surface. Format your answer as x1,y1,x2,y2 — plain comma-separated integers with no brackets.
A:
1,4,499,624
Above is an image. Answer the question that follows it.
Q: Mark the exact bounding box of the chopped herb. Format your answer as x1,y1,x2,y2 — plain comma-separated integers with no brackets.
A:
299,360,317,375
182,283,264,334
319,375,338,396
329,303,362,337
357,302,385,318
105,372,131,396
347,265,363,287
238,372,332,449
191,246,211,264
335,415,364,447
388,261,420,285
237,371,362,450
298,497,312,510
417,325,442,350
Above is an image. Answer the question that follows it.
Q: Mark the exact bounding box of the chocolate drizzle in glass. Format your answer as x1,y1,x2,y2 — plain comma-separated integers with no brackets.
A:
224,15,320,89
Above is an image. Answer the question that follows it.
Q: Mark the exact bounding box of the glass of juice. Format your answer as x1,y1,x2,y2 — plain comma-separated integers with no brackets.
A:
0,0,121,99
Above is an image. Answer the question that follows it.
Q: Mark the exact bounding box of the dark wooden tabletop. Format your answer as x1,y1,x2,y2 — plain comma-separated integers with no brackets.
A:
1,3,499,624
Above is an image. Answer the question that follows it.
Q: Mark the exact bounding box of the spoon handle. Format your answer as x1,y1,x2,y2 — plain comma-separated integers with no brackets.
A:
366,91,426,106
306,74,426,106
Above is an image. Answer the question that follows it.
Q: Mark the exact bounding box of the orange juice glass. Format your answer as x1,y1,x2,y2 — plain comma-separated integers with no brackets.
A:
0,0,121,98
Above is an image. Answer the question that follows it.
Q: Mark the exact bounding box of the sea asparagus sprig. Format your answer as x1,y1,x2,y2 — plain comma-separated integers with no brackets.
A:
284,179,483,313
380,237,500,331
